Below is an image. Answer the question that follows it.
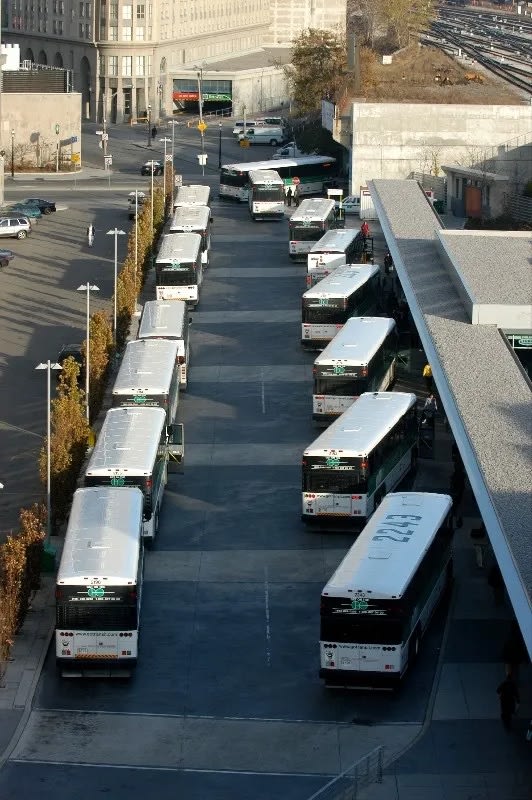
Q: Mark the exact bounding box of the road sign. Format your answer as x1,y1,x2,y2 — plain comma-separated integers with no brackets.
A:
197,153,207,165
70,136,78,144
174,174,183,187
95,130,103,135
101,133,109,142
197,121,207,133
104,155,113,167
71,153,80,163
165,154,173,162
291,176,301,185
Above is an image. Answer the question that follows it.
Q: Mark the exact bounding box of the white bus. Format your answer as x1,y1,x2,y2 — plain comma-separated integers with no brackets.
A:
55,486,144,677
319,492,453,688
155,232,203,306
169,205,212,267
307,228,364,287
248,169,285,220
138,300,191,389
84,406,184,542
313,317,397,423
302,391,418,526
219,156,338,202
301,264,381,351
112,339,180,423
173,183,211,209
289,198,337,261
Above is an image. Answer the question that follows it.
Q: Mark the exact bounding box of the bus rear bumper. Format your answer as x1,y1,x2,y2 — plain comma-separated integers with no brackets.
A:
302,514,366,531
320,668,401,689
57,657,137,678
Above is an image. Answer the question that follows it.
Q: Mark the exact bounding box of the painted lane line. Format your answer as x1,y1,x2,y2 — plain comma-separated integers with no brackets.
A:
261,367,266,414
264,565,271,667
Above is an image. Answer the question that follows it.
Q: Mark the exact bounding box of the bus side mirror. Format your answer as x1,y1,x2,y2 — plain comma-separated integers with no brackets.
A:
167,423,184,473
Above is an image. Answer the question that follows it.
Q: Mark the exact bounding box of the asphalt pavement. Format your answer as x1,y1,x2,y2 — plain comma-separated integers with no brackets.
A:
0,123,530,800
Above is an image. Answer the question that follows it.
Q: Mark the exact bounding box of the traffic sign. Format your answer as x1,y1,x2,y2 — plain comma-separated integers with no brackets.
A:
197,121,207,133
291,176,301,185
70,136,78,144
197,154,207,165
101,133,109,141
174,174,183,187
165,154,173,162
104,155,113,167
95,130,103,135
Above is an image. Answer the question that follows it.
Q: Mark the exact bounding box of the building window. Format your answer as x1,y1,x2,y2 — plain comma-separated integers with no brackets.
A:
135,55,144,76
86,22,91,37
122,4,132,19
99,54,105,75
122,55,132,76
85,1,90,15
122,25,132,40
136,3,144,18
79,1,84,15
147,54,152,75
79,21,84,35
147,25,152,38
108,55,118,75
109,25,117,39
53,18,63,33
135,25,144,40
147,2,151,17
109,3,117,18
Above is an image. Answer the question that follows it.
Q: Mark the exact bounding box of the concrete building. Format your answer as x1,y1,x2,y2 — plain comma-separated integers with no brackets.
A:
1,0,347,123
1,44,81,170
265,0,346,46
327,101,532,202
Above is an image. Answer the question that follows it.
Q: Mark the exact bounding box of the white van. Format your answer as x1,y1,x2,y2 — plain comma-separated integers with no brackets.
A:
232,120,258,137
238,127,287,146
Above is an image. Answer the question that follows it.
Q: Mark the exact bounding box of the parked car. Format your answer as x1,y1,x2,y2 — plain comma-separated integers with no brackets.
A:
23,198,56,214
56,343,84,383
4,204,42,219
334,195,361,215
141,161,164,176
0,248,15,267
0,216,31,239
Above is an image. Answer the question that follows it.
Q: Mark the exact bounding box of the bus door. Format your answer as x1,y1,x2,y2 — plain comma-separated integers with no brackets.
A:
167,423,185,473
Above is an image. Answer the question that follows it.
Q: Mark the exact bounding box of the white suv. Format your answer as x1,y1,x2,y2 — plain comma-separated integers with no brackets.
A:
0,216,31,239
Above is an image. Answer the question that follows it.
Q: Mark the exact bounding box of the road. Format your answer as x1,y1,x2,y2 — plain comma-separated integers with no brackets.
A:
0,132,455,797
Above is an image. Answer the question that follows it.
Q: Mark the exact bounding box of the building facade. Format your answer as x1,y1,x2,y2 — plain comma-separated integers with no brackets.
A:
1,0,347,123
265,0,346,46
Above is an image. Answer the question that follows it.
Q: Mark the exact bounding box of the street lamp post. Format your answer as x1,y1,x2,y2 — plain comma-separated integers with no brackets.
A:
218,122,222,170
129,190,145,294
147,104,152,148
106,228,126,346
10,129,15,179
195,66,206,176
77,283,100,423
159,137,172,194
35,360,62,555
169,119,180,163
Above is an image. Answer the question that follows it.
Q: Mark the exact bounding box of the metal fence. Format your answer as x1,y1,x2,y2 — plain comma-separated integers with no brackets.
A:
503,193,532,225
305,746,384,800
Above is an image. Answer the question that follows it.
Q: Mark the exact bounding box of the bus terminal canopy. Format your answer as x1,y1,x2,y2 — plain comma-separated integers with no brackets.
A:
369,179,532,660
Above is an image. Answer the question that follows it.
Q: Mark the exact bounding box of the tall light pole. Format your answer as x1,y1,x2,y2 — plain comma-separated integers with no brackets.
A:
194,65,206,176
35,360,62,555
77,283,99,423
169,119,180,163
218,122,222,170
10,129,15,179
147,103,152,148
159,136,171,195
106,228,126,346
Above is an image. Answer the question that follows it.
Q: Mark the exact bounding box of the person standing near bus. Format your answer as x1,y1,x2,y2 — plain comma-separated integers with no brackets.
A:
361,221,370,241
87,224,95,248
285,186,293,207
422,362,433,391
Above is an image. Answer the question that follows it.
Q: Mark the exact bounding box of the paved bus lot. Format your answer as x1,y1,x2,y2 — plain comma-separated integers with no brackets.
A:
1,129,529,800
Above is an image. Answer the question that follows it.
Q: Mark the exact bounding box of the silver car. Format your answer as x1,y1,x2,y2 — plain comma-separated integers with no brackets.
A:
0,216,31,239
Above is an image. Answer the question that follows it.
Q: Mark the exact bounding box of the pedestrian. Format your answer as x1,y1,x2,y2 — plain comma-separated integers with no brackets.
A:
497,674,519,732
384,250,393,275
151,125,157,140
422,362,433,391
293,184,300,206
86,224,95,247
360,221,370,241
421,393,438,426
285,186,293,207
488,563,505,607
502,622,527,683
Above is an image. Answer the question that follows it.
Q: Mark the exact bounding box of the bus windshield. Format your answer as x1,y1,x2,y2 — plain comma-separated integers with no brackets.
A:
303,463,368,494
303,302,344,324
156,265,196,285
315,376,369,396
254,187,284,202
290,224,325,241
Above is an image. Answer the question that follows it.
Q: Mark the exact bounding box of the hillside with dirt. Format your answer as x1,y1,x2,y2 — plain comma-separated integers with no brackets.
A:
363,45,523,104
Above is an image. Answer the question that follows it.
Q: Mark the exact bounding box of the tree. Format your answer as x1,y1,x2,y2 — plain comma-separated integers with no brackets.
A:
284,29,350,114
348,0,436,49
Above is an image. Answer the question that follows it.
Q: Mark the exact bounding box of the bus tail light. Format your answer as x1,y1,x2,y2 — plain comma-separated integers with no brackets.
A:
361,368,368,377
128,589,137,601
55,588,63,600
146,478,152,491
